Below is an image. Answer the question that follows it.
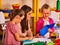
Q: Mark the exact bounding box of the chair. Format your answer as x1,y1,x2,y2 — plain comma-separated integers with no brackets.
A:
0,11,6,42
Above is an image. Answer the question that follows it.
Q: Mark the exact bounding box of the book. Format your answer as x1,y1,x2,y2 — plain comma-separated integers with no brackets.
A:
45,23,55,28
40,23,55,36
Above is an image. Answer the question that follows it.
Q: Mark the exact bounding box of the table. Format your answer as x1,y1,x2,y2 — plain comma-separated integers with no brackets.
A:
24,38,51,45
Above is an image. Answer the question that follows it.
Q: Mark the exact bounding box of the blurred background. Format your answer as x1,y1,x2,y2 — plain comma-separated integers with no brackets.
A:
0,0,60,45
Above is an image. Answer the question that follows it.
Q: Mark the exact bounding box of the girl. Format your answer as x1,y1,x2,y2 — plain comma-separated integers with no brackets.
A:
3,9,31,45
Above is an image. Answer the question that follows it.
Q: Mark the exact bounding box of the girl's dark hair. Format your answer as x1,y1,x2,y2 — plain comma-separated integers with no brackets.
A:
40,4,50,12
9,9,25,21
21,5,32,33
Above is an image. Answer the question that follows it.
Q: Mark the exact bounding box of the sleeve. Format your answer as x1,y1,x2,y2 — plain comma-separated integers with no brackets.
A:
10,24,18,34
36,19,43,34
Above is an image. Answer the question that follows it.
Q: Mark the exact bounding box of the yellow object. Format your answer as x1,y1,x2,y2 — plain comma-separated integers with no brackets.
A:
4,13,9,17
12,4,20,9
58,12,60,19
32,0,41,35
51,7,56,11
51,32,56,36
12,4,20,6
0,0,2,9
32,0,37,35
36,0,41,20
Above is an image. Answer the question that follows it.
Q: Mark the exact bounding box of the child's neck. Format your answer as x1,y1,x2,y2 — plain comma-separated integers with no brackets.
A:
11,19,16,24
43,17,49,21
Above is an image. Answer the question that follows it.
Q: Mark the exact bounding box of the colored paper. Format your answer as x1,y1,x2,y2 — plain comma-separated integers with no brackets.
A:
40,23,55,36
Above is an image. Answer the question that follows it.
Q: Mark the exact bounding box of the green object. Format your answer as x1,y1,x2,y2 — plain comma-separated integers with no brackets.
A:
57,0,60,10
24,43,33,45
48,41,54,45
34,42,45,45
24,42,45,45
58,0,60,1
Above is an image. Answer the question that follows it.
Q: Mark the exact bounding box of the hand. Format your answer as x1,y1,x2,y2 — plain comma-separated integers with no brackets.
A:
25,37,33,40
48,28,52,32
35,34,40,38
40,36,44,38
34,33,44,38
28,37,33,40
25,37,29,40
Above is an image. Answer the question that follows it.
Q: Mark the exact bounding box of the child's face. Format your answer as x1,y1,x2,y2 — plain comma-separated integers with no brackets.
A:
15,15,24,23
42,8,51,18
27,10,32,20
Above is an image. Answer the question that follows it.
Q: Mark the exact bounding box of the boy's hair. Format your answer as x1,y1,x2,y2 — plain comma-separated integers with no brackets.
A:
9,9,25,21
40,4,50,12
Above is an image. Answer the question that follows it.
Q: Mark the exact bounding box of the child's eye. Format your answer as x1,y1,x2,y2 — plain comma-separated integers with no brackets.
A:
28,13,31,15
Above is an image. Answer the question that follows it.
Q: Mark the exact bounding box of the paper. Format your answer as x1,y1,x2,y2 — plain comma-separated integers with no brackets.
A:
45,23,55,28
40,23,55,36
0,12,5,24
24,38,51,44
44,32,50,38
40,26,48,36
50,11,59,22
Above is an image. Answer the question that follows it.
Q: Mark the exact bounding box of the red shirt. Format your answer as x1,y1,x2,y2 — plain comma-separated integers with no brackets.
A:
36,17,54,34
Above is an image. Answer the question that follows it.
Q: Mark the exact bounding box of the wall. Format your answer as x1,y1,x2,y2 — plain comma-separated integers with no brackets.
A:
1,0,57,9
2,0,22,9
40,0,57,8
21,0,32,8
1,0,32,9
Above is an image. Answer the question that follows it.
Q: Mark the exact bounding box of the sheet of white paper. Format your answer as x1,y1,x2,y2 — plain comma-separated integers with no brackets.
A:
32,38,51,43
24,38,51,44
0,12,5,24
50,11,59,22
44,32,50,38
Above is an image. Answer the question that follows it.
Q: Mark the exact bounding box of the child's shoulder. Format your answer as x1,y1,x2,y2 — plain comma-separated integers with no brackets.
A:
6,21,16,27
38,17,43,21
49,17,53,20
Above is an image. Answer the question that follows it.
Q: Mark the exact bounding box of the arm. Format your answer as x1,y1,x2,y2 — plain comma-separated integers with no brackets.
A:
10,24,30,42
48,28,54,32
36,19,43,34
48,18,55,32
27,29,33,37
27,21,33,37
14,33,29,41
35,19,44,37
17,23,27,37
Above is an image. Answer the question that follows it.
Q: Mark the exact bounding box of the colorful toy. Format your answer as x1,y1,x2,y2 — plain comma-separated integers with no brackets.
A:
55,38,60,45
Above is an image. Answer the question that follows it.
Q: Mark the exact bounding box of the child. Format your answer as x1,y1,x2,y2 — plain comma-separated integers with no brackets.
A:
3,9,32,45
36,4,55,38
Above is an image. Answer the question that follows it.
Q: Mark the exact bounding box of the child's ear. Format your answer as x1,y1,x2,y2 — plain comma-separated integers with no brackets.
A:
15,15,20,18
